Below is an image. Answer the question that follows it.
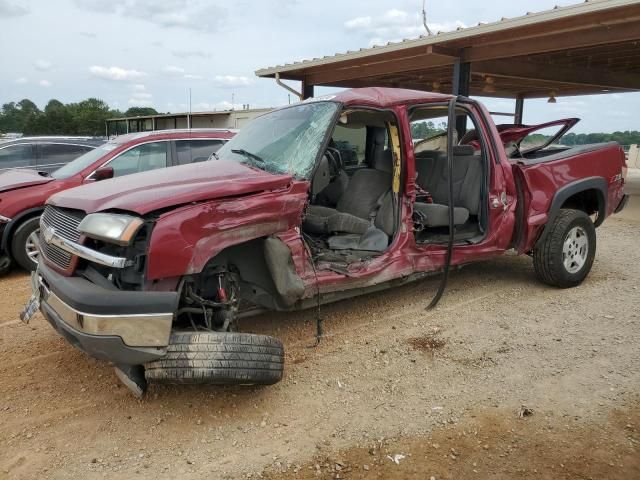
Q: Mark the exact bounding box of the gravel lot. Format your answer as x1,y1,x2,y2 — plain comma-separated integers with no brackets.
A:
1,191,638,480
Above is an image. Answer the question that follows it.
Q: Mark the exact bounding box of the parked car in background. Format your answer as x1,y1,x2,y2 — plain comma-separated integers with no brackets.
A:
0,128,235,274
0,136,106,174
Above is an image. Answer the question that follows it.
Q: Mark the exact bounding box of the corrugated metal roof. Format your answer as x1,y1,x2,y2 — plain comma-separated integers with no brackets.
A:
256,0,637,77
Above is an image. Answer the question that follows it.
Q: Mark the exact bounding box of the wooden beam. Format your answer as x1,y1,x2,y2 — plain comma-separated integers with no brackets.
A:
304,53,454,85
426,45,460,58
463,20,640,63
473,58,640,90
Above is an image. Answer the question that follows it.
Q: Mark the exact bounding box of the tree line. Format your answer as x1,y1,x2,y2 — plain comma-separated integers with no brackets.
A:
0,98,158,137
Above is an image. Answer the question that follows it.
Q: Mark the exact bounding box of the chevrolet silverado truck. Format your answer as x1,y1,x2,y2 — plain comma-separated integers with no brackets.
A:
0,129,234,275
22,88,628,396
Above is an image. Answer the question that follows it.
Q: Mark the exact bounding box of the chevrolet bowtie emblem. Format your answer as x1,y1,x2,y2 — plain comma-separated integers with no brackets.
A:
43,226,56,244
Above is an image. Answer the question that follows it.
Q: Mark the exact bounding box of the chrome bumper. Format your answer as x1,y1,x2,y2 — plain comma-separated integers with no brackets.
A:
33,272,173,347
41,225,132,268
0,214,11,223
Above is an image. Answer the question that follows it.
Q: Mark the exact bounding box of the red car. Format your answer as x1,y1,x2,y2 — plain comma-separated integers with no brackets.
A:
0,129,235,274
23,88,628,396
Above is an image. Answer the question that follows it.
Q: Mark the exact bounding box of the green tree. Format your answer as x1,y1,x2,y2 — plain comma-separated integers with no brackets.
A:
124,107,158,117
67,98,113,136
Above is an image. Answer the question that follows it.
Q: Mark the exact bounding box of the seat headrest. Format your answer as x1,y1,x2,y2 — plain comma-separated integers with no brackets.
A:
452,145,475,156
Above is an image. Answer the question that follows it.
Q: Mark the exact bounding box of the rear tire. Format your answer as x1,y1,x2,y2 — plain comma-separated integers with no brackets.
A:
144,331,284,385
11,217,41,272
533,209,596,288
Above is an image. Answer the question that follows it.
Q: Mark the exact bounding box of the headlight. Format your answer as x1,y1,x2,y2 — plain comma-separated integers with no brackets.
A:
77,213,144,246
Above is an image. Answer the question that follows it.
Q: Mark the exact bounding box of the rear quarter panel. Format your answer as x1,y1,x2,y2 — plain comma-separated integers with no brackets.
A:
513,143,626,252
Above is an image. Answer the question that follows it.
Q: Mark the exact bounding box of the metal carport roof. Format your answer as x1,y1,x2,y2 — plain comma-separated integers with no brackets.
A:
256,0,640,99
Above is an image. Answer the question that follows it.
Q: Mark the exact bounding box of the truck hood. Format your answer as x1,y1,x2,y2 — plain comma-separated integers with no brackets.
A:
48,160,293,215
0,169,53,193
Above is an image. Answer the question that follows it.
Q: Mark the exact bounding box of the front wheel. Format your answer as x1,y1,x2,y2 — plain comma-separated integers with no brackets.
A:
144,331,284,385
533,209,596,288
11,217,41,272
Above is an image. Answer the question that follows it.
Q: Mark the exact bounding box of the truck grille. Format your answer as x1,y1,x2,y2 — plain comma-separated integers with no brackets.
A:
40,206,86,269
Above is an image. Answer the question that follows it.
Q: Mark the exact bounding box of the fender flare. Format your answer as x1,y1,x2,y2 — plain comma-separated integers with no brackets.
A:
1,207,44,252
536,176,607,246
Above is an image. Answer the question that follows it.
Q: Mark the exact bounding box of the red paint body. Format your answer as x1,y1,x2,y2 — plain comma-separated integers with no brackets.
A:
44,88,627,301
0,130,234,260
0,130,235,220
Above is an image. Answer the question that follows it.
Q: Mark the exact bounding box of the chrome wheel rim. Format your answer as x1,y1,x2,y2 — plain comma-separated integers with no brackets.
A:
562,226,588,274
25,228,40,265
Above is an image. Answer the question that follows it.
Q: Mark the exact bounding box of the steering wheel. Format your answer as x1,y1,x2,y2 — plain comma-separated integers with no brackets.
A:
324,147,343,180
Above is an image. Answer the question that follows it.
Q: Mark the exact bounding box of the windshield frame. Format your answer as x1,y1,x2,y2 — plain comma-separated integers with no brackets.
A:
215,100,342,180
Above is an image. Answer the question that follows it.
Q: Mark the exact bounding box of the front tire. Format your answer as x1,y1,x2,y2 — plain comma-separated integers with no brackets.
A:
144,331,284,385
533,209,596,288
11,217,41,272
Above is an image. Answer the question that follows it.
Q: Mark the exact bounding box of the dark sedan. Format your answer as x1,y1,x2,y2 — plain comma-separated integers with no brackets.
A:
0,137,105,174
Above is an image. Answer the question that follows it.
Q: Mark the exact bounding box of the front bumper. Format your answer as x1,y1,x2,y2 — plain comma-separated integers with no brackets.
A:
34,262,179,365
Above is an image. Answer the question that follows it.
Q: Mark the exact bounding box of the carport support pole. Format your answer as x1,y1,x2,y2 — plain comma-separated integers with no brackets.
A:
452,59,470,136
302,79,314,100
515,97,524,124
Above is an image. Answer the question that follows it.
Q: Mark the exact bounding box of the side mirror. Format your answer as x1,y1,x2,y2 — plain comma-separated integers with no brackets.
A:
93,167,114,181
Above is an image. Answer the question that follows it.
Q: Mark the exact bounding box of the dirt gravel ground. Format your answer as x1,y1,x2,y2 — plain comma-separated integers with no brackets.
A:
1,197,639,480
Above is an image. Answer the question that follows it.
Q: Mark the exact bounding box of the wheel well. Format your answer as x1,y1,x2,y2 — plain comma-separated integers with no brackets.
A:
199,237,303,311
560,188,604,222
3,209,43,252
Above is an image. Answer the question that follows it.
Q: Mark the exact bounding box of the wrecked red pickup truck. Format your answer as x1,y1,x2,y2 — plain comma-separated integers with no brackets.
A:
23,88,628,396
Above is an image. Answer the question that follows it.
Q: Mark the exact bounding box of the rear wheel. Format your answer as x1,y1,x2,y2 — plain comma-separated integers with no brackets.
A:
533,209,596,288
144,331,284,385
11,217,41,272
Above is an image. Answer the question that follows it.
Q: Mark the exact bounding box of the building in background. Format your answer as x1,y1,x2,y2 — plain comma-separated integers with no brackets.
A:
106,107,271,136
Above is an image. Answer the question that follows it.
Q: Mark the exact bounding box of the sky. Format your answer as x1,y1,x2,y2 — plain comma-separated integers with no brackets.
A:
0,0,638,133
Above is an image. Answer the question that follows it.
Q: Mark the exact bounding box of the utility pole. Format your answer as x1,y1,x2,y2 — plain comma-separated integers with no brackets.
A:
422,0,433,35
188,87,192,129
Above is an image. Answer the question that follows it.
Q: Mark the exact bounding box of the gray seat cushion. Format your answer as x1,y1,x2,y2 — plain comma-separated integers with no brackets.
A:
336,168,391,219
304,205,374,235
316,170,349,207
414,202,469,227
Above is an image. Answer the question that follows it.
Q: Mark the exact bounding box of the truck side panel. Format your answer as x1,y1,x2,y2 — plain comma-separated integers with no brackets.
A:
513,143,626,253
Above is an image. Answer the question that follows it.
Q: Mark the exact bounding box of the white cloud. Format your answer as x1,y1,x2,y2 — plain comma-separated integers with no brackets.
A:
0,0,29,17
14,77,28,85
132,83,146,91
212,75,252,88
131,92,152,100
38,79,51,87
162,65,185,76
89,65,147,81
128,97,153,107
184,74,204,80
345,9,466,46
172,49,212,59
74,0,227,33
34,59,52,71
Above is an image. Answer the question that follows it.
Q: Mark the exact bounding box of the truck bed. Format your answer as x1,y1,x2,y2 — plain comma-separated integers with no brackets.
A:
516,142,619,166
512,141,626,253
